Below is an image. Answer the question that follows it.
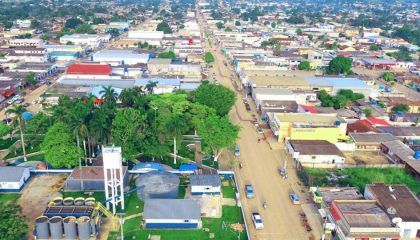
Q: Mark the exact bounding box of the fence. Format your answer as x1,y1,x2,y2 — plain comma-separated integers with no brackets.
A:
302,163,404,169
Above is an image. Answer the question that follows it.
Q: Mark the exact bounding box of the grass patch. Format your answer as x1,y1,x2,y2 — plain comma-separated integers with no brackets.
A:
0,193,21,206
202,159,219,169
124,192,144,216
305,167,420,195
27,153,45,161
221,180,236,199
177,176,188,199
6,144,41,159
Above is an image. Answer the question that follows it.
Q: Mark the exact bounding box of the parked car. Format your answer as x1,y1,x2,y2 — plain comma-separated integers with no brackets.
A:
7,99,14,105
252,212,264,230
234,145,240,156
289,192,300,205
245,184,254,198
15,98,24,104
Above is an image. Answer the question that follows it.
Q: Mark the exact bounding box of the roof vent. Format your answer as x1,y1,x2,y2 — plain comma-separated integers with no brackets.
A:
388,186,394,192
387,207,397,215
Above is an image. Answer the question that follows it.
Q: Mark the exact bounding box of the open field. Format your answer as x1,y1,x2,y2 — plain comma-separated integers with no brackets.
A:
305,167,420,194
343,151,390,165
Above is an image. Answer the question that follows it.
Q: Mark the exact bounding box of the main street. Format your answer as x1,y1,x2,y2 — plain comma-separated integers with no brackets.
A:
196,8,323,240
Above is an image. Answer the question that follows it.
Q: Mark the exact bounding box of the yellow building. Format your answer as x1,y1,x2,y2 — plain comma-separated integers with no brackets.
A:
268,113,347,143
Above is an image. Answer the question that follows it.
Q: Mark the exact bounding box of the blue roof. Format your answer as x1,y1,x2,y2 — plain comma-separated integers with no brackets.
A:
306,77,368,88
133,162,165,171
22,112,33,120
179,164,198,171
50,52,78,57
135,78,181,86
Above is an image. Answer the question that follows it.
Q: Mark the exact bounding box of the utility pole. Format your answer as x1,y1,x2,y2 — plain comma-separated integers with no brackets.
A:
173,137,177,164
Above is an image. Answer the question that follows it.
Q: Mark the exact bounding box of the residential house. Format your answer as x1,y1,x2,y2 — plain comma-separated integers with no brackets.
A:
286,140,346,167
189,174,221,195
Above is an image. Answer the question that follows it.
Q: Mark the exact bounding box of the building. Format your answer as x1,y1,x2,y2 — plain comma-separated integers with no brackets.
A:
349,133,397,151
92,50,149,66
364,183,420,239
286,140,345,167
9,38,44,48
65,166,128,191
5,47,48,63
143,199,201,228
147,58,172,75
60,34,110,48
189,174,221,195
329,200,401,240
267,113,347,143
67,63,112,76
127,30,164,46
0,166,30,192
134,78,181,94
381,139,415,164
306,77,371,98
16,19,31,28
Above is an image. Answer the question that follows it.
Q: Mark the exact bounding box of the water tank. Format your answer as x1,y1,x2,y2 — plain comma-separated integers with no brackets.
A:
77,216,91,240
135,171,180,200
49,216,63,240
63,216,77,240
51,197,63,206
85,197,95,206
74,197,85,206
35,216,50,239
334,120,341,126
414,151,420,160
63,197,74,206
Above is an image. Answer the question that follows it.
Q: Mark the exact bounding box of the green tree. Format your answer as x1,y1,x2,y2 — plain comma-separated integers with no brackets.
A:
100,86,118,104
93,17,105,24
391,104,410,113
41,122,83,168
332,95,348,109
298,61,311,70
23,72,37,87
0,122,11,137
145,81,158,94
0,204,28,239
271,22,276,28
24,113,50,148
369,45,382,51
363,108,372,117
225,27,232,32
326,56,353,75
65,18,83,29
308,34,313,41
204,52,215,63
156,21,172,34
107,28,120,37
74,23,95,34
193,82,236,116
30,20,41,29
296,28,303,35
382,72,395,82
5,105,27,161
235,21,241,26
111,109,148,160
198,114,239,161
216,22,224,29
264,21,270,26
158,51,175,59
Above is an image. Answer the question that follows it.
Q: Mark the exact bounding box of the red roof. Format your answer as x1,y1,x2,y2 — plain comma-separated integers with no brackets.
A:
365,117,390,127
300,105,317,113
347,120,379,133
329,205,341,221
67,63,112,75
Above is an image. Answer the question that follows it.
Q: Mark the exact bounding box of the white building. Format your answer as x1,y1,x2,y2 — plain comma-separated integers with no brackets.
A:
9,38,44,48
16,19,31,28
127,30,164,46
0,167,30,192
92,50,150,66
286,140,346,167
60,34,110,48
189,174,221,195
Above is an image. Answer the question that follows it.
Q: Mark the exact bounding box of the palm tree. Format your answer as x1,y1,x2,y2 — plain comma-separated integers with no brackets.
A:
99,86,118,104
165,116,186,164
145,81,158,94
6,105,28,161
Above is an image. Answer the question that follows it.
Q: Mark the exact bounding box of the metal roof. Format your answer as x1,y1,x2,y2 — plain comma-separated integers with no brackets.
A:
306,77,368,88
144,199,201,220
0,167,28,182
190,174,221,187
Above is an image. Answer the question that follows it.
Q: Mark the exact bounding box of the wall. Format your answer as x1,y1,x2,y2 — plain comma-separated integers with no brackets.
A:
145,219,199,228
299,154,345,165
191,185,221,195
289,127,341,143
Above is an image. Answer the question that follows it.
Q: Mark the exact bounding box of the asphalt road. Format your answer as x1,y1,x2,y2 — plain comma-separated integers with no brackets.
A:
196,10,323,240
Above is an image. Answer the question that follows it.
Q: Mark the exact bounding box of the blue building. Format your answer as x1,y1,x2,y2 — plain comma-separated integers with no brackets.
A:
143,199,201,228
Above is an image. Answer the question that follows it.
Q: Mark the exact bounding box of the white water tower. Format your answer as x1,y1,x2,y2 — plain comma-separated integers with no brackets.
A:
103,146,125,215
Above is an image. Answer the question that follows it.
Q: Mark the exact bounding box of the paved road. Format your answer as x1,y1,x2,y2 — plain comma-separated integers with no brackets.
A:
196,9,323,240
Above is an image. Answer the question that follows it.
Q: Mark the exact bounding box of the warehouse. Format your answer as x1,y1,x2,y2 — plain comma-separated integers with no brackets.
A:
0,166,30,192
66,63,112,76
306,77,371,98
92,50,150,66
190,174,221,195
143,199,201,228
65,166,128,191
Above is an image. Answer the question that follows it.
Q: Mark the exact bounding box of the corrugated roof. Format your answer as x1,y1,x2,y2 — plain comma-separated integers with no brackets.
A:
190,174,221,187
289,140,345,157
144,199,201,220
349,133,397,144
306,77,368,88
0,167,28,182
67,63,112,75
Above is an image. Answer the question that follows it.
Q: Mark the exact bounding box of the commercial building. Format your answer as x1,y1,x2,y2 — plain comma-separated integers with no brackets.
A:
143,199,201,228
329,200,400,240
267,113,347,143
364,183,420,239
0,166,30,192
305,77,371,98
286,140,345,167
92,50,150,66
189,174,221,195
147,58,172,75
126,30,165,46
9,38,44,48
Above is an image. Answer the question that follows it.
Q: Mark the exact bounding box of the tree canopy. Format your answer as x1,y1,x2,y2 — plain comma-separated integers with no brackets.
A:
65,18,83,29
156,21,172,34
391,104,410,113
317,89,364,109
0,204,27,239
326,56,353,75
204,52,215,63
298,61,311,70
193,82,236,116
382,72,395,82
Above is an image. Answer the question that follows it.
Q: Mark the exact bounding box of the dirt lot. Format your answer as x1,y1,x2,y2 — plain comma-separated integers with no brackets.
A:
18,174,68,237
343,151,391,165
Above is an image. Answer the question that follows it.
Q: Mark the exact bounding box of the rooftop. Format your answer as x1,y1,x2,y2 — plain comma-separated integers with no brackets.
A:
67,63,112,75
349,133,397,144
190,174,221,187
69,166,127,180
377,126,420,137
306,77,369,88
288,140,345,157
144,199,201,220
0,167,28,182
366,183,420,222
317,187,363,206
273,113,342,126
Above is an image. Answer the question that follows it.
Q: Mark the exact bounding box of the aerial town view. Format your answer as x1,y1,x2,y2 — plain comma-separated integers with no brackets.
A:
0,0,419,239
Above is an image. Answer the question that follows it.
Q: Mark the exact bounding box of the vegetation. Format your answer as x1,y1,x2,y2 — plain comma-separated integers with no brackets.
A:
392,25,420,46
158,51,175,59
363,108,372,117
221,179,236,199
317,89,364,109
215,22,224,29
261,39,281,50
204,52,215,63
391,104,410,113
156,21,172,34
382,72,395,82
6,105,28,161
192,82,236,116
369,44,382,51
326,56,353,75
305,168,420,195
0,194,27,240
386,46,413,62
298,61,311,70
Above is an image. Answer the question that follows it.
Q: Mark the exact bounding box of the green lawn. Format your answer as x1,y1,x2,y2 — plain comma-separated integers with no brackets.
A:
177,176,188,199
202,159,219,169
305,167,420,194
124,192,144,216
27,153,45,161
0,193,21,206
109,205,247,240
221,179,236,199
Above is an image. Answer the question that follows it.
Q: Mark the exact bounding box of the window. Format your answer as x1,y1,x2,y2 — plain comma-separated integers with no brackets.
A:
311,156,316,159
184,220,190,223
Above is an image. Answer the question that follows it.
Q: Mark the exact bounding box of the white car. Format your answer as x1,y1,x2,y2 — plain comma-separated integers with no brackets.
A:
252,212,264,230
